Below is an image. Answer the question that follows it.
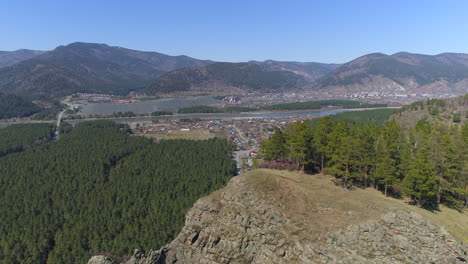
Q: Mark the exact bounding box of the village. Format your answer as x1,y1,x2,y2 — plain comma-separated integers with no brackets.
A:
127,115,314,171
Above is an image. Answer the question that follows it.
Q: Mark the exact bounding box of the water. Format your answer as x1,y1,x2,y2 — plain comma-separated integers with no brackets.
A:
68,109,351,125
78,96,219,116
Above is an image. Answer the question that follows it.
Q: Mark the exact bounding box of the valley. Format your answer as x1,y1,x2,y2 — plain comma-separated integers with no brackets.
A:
4,2,468,263
1,85,468,264
0,42,465,123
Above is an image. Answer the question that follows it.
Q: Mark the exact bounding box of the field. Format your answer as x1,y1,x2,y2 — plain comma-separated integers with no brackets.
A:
141,130,215,140
244,169,468,242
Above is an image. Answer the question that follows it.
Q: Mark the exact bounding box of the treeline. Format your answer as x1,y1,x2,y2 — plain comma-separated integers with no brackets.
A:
151,111,173,116
398,95,468,123
177,105,257,114
0,123,53,156
0,121,236,263
31,104,65,120
306,108,397,126
68,111,173,120
0,93,41,119
261,117,468,208
177,100,387,114
262,99,387,111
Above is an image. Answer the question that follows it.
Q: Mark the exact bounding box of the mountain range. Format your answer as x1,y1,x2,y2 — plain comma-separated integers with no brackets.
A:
1,42,468,101
316,52,468,95
0,49,46,68
0,43,213,99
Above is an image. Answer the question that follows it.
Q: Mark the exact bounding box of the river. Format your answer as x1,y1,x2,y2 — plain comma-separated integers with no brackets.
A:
66,109,357,125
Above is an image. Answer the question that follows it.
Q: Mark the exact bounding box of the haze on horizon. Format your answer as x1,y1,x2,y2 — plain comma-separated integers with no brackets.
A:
1,0,468,63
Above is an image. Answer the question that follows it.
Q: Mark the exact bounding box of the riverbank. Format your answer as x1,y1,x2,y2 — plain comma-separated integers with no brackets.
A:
0,107,399,126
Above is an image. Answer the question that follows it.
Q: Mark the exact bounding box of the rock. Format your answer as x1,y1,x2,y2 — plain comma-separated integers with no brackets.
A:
87,255,116,264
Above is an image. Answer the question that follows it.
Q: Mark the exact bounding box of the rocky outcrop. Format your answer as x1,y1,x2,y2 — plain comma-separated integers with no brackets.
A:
89,172,468,264
320,210,467,263
87,255,116,264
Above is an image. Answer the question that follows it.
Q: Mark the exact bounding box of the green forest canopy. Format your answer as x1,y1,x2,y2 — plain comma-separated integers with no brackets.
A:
0,93,41,119
0,120,236,264
0,123,53,156
306,108,397,126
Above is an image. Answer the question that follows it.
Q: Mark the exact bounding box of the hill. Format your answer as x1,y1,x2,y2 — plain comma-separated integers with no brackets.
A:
0,42,213,99
316,52,468,95
144,60,338,95
249,60,341,81
92,169,468,264
392,95,468,130
0,92,41,119
0,49,46,68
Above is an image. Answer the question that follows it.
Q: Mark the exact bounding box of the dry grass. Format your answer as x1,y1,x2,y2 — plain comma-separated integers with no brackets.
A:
243,169,468,242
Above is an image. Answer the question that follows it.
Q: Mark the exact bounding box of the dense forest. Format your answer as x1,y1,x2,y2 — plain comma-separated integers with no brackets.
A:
306,108,397,126
0,93,41,119
0,123,54,156
31,104,65,120
0,121,236,264
261,115,468,209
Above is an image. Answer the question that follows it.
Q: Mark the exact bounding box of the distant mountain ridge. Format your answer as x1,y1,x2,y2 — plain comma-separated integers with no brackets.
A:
0,42,214,99
315,52,468,94
1,42,468,99
0,49,46,68
144,61,332,95
249,60,341,81
144,60,339,95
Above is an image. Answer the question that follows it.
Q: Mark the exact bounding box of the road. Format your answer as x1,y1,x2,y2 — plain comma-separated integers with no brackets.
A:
233,125,256,173
54,107,68,140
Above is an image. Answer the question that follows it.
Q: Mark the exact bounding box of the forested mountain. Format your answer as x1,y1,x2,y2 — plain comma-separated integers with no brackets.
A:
248,60,340,81
316,52,468,94
2,44,468,98
0,49,46,68
144,61,324,94
0,93,41,119
0,121,236,263
394,95,468,130
0,42,213,99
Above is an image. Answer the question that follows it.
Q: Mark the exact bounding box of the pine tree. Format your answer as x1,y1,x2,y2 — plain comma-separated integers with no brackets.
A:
268,127,287,161
328,133,359,189
285,122,313,172
375,156,397,196
403,143,437,207
311,116,335,172
355,123,377,187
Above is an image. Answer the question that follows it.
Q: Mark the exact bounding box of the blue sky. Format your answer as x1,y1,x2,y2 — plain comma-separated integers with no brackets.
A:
1,0,467,63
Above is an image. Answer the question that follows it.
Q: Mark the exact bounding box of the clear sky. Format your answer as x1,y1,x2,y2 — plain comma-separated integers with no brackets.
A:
1,0,467,63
